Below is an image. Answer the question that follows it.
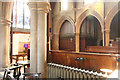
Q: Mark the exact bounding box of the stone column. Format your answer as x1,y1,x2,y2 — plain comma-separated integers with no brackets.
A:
28,2,50,78
0,2,13,70
102,29,105,46
52,33,59,50
105,30,110,46
75,33,79,52
0,18,11,70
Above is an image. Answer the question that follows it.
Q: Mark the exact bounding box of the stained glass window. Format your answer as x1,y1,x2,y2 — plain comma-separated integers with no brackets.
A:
13,0,30,29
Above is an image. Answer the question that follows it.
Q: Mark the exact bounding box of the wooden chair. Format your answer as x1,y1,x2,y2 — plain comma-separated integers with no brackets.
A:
22,73,41,80
3,68,15,80
27,49,30,60
3,64,22,80
9,65,22,80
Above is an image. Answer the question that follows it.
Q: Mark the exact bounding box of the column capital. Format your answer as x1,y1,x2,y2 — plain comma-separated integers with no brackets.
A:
0,17,13,25
28,2,51,13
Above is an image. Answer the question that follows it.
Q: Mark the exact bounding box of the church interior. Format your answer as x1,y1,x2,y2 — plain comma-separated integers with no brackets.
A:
0,0,120,79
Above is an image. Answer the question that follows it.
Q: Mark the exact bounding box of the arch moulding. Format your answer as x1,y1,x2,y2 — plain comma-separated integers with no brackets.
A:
105,3,119,31
105,3,120,46
75,9,104,51
53,15,75,50
76,9,104,34
55,15,75,35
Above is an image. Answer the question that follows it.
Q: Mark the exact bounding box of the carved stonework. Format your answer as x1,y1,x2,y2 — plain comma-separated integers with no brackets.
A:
28,2,50,13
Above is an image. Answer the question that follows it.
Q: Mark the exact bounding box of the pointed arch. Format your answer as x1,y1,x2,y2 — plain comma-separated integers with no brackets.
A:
75,9,104,51
105,3,119,30
55,15,75,35
53,16,75,50
105,3,120,46
76,9,104,34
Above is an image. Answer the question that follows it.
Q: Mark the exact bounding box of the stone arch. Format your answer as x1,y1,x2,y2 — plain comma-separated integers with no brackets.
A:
53,16,75,50
105,3,119,30
56,16,75,34
75,9,104,51
76,9,104,34
105,3,120,46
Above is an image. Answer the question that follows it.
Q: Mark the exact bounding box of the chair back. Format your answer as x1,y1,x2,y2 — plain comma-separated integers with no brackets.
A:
9,65,22,79
3,68,15,80
3,64,22,80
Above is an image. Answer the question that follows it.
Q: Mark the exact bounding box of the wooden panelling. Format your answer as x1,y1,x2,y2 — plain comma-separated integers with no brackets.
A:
112,41,120,48
48,50,119,73
59,37,75,51
86,46,119,54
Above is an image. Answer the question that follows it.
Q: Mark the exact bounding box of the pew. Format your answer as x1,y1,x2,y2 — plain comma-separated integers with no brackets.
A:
48,50,120,75
85,46,119,54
